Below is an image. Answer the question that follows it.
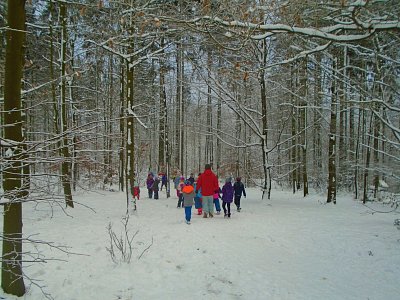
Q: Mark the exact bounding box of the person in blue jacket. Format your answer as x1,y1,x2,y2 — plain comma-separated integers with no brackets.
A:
193,174,202,215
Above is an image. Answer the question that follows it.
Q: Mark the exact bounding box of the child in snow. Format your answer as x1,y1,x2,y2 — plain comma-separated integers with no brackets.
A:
160,173,167,191
174,174,181,190
146,173,154,199
194,178,202,215
131,180,140,211
233,177,246,211
187,173,195,185
151,176,160,199
133,181,140,201
176,176,185,208
221,177,234,218
181,180,195,224
213,186,221,215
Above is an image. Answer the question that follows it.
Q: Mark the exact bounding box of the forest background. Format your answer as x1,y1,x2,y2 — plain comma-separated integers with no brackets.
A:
0,0,399,297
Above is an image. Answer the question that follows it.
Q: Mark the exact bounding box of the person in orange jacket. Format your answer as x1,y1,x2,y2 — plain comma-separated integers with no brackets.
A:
181,180,195,224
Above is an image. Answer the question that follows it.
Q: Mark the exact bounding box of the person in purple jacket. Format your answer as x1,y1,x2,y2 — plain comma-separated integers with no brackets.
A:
221,177,234,218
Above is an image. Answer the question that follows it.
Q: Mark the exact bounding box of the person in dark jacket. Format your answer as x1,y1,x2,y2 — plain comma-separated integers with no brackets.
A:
146,173,154,199
151,176,160,199
176,176,185,208
196,164,219,218
187,173,195,185
160,173,167,191
233,177,246,211
221,177,234,218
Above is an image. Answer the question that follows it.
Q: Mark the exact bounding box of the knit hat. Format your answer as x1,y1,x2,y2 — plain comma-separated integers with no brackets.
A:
225,177,232,183
236,177,241,182
182,185,194,194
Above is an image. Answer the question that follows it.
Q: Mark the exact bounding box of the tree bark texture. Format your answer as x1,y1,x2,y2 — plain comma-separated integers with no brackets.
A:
327,60,337,204
2,0,27,295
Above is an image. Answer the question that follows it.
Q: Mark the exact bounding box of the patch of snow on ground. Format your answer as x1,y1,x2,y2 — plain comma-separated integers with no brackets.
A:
1,188,399,299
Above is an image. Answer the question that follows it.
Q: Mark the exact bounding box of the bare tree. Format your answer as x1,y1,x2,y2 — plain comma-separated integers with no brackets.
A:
1,0,27,295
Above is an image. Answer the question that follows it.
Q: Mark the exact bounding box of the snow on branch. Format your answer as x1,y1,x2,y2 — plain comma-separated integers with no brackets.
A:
0,137,22,148
84,38,170,66
159,14,399,42
127,105,148,129
265,41,333,68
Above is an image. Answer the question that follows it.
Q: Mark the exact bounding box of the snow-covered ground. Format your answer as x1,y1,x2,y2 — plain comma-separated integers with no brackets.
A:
1,187,399,300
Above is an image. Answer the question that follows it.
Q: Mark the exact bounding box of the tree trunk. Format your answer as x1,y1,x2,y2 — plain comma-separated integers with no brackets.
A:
373,110,380,198
162,66,171,198
1,0,27,295
327,59,337,204
313,54,322,177
119,58,125,192
354,95,362,199
60,3,74,208
363,113,374,203
126,57,135,210
158,68,166,169
158,38,166,170
260,40,269,199
300,58,309,197
66,36,77,192
205,51,213,166
290,64,297,193
174,40,185,172
103,54,114,188
338,47,347,182
216,57,222,177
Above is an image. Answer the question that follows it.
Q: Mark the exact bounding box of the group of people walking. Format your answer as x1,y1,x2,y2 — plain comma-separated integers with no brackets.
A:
144,172,168,200
140,164,246,225
175,164,246,225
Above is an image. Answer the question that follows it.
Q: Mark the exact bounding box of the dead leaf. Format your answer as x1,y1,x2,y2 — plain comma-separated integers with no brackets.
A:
154,17,161,27
79,6,86,16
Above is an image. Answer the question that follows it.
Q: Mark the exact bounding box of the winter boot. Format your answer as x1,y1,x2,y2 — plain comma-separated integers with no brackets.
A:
228,213,231,218
209,212,214,218
203,212,208,218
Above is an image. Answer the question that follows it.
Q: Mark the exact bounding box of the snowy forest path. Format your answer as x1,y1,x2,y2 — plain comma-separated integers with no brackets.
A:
3,188,398,299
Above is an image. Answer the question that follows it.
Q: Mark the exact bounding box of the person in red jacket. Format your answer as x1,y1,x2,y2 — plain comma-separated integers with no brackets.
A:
196,164,219,218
